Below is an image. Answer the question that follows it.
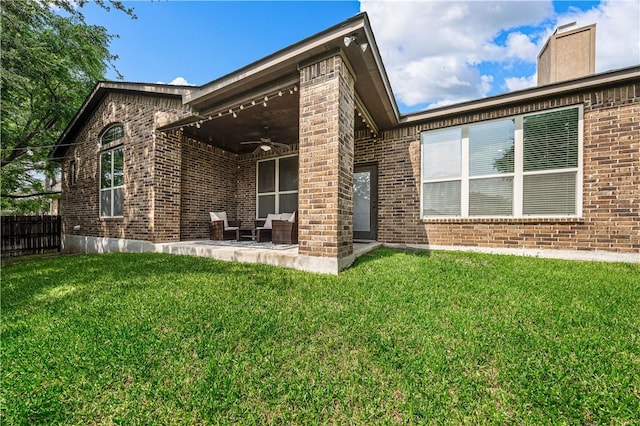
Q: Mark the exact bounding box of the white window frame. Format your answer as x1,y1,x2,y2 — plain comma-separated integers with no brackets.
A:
256,154,298,219
98,123,125,218
421,105,583,219
98,145,124,218
100,123,124,146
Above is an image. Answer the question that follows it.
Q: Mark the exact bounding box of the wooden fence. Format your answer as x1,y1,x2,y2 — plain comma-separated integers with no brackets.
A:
1,215,62,257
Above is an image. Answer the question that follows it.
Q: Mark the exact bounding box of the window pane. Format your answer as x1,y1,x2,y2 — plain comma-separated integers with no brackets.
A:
102,124,124,145
100,152,112,189
258,160,275,193
523,108,578,172
279,193,298,214
422,128,461,179
353,171,371,232
113,188,124,216
469,119,515,176
69,161,76,185
469,177,513,216
279,156,298,191
113,148,124,187
423,181,461,216
258,194,275,218
524,172,576,215
100,190,111,216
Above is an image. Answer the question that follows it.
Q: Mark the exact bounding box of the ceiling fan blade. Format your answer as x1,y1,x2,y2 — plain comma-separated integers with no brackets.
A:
240,140,261,145
252,146,263,155
271,142,289,148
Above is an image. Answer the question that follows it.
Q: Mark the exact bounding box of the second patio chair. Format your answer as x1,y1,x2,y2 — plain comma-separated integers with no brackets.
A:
272,211,298,244
209,211,240,240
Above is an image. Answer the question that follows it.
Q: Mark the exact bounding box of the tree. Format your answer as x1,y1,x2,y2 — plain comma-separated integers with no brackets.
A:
1,0,135,213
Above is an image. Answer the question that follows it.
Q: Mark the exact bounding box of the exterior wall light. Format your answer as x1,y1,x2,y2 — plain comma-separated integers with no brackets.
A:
344,35,368,52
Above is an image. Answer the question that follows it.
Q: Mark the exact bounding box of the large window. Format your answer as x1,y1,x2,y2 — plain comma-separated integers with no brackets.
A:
421,106,581,218
100,148,124,217
99,124,125,218
257,155,298,218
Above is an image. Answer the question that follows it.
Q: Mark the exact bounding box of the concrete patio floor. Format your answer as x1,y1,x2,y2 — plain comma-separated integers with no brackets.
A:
155,240,382,274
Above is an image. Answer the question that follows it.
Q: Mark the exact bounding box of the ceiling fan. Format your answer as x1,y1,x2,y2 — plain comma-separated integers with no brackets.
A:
240,126,288,155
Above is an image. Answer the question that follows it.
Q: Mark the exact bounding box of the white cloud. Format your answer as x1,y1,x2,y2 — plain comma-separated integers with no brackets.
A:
359,0,639,111
504,32,541,61
156,76,196,86
389,55,492,107
504,74,537,92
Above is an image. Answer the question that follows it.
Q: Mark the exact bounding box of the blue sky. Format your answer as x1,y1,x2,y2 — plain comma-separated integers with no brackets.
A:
83,1,640,114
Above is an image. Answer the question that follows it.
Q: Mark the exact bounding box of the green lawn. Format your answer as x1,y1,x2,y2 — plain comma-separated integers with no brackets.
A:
2,249,639,424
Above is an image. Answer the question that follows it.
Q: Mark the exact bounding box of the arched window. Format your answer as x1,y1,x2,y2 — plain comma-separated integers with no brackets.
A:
101,123,124,145
99,124,125,217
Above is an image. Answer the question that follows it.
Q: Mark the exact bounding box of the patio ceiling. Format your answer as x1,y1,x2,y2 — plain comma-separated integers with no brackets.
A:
168,83,371,155
180,80,301,154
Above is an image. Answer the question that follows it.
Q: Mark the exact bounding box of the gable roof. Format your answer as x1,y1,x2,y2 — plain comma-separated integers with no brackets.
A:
50,12,640,160
181,12,399,129
50,82,193,160
50,12,399,160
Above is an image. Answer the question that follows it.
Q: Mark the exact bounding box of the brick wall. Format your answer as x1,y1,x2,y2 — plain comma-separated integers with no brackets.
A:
152,130,182,242
179,137,239,240
61,69,637,258
355,81,639,254
61,88,301,244
298,54,355,259
236,156,257,227
60,92,190,242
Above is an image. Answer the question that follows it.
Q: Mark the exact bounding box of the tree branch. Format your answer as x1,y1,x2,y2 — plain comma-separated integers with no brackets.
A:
1,191,61,199
1,113,59,168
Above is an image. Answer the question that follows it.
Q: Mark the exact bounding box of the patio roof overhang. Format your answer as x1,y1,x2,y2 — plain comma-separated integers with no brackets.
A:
158,12,399,154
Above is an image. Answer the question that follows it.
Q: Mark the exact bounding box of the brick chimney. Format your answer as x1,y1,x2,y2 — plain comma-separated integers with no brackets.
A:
537,22,596,85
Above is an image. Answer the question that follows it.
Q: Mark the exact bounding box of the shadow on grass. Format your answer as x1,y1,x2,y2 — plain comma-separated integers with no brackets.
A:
2,247,439,314
350,246,432,269
1,252,315,314
1,252,66,268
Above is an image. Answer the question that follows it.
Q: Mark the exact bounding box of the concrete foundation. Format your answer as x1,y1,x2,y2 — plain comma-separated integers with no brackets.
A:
62,234,382,274
384,243,639,263
63,235,637,275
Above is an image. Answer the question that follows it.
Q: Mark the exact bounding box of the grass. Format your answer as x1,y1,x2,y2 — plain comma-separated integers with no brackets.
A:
2,249,639,424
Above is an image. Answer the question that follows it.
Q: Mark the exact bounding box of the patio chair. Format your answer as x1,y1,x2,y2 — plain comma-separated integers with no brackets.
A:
209,211,240,240
255,213,281,242
272,211,298,244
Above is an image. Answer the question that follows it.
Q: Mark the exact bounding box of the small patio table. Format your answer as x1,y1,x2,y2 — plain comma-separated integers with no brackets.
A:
239,227,256,241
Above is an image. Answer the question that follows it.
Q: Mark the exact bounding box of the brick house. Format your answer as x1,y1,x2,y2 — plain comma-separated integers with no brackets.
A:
52,13,640,272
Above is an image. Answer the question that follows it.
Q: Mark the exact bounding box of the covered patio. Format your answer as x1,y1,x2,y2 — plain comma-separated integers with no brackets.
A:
151,13,395,273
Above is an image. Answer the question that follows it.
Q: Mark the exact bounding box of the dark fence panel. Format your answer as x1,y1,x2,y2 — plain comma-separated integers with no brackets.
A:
1,215,61,257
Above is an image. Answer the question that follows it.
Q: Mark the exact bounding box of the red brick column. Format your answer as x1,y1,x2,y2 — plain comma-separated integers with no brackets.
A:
298,54,355,261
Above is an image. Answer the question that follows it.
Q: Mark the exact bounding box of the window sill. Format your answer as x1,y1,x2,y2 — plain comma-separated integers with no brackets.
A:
422,217,584,225
100,216,124,221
